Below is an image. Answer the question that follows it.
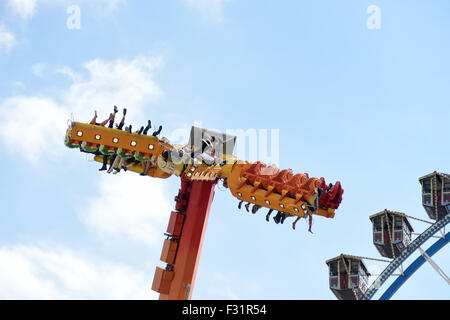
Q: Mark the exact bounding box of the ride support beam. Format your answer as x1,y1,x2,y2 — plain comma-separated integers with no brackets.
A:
152,178,217,300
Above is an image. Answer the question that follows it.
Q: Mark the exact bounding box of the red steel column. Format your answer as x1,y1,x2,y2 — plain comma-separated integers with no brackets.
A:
157,179,217,300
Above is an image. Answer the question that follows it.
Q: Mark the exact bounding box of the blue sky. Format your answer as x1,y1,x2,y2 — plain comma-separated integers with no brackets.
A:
0,0,449,299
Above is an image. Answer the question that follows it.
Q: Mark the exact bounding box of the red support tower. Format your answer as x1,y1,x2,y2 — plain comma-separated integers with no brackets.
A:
152,178,217,300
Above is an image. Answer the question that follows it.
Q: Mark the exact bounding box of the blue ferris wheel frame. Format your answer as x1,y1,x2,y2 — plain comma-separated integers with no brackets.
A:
362,213,450,300
379,230,449,300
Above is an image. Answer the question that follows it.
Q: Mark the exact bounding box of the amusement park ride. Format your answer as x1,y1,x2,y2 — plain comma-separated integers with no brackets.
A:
64,111,448,300
64,115,344,300
326,172,450,300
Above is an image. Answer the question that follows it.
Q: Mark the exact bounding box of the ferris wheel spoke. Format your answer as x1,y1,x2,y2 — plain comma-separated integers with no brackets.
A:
418,247,450,285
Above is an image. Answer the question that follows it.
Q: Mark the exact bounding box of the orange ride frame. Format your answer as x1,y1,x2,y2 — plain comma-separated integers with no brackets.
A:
152,178,217,300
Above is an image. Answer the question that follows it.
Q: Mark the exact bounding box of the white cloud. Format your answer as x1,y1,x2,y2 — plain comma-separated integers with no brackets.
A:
62,55,164,124
0,96,69,164
0,25,16,53
11,81,25,88
56,66,81,82
7,0,126,19
31,63,48,78
182,0,232,22
0,55,164,164
80,174,172,247
0,244,156,299
7,0,37,19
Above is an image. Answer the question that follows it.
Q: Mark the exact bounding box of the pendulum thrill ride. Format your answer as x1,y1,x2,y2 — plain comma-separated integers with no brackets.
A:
65,118,344,300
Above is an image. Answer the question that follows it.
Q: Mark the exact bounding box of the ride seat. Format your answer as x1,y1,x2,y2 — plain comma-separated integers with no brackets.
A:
319,181,343,209
298,177,322,202
285,173,309,198
255,164,280,189
269,169,294,194
241,161,266,185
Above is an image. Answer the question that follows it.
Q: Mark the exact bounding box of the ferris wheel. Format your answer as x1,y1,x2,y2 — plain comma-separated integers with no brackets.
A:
326,171,450,300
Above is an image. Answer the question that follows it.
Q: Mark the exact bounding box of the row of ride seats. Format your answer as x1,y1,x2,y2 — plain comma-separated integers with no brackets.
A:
239,161,343,209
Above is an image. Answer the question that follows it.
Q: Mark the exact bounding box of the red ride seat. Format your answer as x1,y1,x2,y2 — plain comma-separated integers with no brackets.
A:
329,182,343,209
318,177,328,194
284,173,309,197
265,169,293,196
241,161,266,185
319,181,343,209
254,164,279,190
298,177,322,202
